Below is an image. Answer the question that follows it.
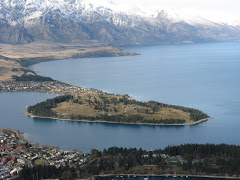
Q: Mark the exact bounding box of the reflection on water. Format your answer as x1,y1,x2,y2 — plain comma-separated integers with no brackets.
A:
33,117,186,130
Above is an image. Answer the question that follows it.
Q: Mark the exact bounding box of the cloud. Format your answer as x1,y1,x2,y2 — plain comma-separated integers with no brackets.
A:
113,0,240,24
115,0,240,14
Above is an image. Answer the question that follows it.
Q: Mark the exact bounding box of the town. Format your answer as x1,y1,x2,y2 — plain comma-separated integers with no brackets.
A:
0,81,102,95
0,129,93,179
1,128,239,179
0,129,187,180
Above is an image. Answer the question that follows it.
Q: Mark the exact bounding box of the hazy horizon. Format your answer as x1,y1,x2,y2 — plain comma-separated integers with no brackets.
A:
110,0,240,24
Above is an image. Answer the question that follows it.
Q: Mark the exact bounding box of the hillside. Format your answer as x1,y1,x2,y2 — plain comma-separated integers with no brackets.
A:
0,41,137,81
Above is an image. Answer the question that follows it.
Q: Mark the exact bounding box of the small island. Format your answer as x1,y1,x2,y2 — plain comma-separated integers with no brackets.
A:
26,88,210,126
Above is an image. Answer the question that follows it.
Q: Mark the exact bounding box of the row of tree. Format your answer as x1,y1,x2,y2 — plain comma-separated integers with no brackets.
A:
13,74,54,81
27,95,73,117
69,114,186,124
18,165,77,180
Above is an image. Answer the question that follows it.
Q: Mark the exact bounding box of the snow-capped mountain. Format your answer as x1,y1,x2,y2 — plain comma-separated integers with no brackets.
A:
0,0,240,45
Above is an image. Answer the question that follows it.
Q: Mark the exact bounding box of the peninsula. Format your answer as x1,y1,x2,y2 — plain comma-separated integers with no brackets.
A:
0,81,209,125
0,41,137,82
0,41,210,126
27,92,209,126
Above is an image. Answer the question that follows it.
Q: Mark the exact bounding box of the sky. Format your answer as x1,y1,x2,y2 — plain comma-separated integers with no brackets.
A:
115,0,240,12
112,0,240,24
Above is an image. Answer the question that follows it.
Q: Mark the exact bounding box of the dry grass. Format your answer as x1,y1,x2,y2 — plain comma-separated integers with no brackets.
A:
0,59,30,81
0,40,104,58
145,108,190,122
0,41,134,60
0,41,136,81
52,102,95,116
52,93,191,122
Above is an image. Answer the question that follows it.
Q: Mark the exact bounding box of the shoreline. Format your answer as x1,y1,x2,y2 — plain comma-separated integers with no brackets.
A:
26,112,211,126
21,47,211,127
0,128,30,144
0,43,211,127
17,130,30,144
0,41,139,82
0,80,211,127
94,174,240,179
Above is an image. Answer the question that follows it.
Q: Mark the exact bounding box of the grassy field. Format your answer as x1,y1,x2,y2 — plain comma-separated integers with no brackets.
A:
51,94,192,124
0,59,36,81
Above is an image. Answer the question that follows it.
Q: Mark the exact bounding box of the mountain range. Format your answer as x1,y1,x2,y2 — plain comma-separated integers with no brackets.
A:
1,0,240,46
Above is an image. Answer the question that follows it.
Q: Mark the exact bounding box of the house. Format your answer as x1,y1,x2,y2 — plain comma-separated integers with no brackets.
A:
0,158,7,165
0,147,8,152
11,156,16,162
7,161,13,166
10,168,17,176
12,149,20,154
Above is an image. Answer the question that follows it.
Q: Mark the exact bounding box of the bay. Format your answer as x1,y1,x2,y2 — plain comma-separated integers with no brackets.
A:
1,42,240,152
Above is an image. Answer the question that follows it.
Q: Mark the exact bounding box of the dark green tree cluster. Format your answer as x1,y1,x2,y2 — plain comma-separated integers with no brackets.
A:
69,114,186,124
163,144,240,176
13,74,54,81
18,165,77,180
18,144,240,179
163,144,240,158
91,144,240,176
28,95,73,117
87,147,162,174
70,114,144,123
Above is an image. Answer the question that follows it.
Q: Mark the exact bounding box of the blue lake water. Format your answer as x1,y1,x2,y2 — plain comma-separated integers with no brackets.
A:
1,42,240,152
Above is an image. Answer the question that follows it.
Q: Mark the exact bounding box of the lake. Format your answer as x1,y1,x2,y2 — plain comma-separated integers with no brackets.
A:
1,41,240,152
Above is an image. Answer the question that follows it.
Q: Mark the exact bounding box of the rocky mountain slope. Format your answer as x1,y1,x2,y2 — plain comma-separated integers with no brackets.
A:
0,0,240,45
